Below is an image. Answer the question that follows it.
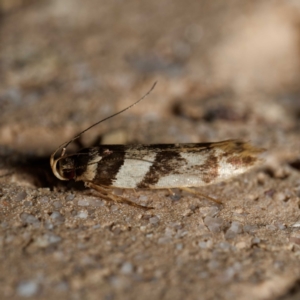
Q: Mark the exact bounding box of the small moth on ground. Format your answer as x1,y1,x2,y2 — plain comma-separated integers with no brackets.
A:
50,83,264,209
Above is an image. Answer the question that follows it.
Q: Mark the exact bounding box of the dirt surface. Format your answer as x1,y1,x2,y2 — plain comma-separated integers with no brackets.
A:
1,1,300,299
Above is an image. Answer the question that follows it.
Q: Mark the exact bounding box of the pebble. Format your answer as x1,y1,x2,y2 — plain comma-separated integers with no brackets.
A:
243,224,258,233
203,216,223,233
225,221,243,239
149,216,159,225
13,191,27,202
251,237,261,246
176,243,183,250
175,230,188,238
44,220,54,230
65,194,75,201
208,260,220,271
217,242,232,251
78,198,90,206
230,222,243,233
198,240,213,249
50,212,65,223
77,210,88,219
90,199,105,207
266,224,277,231
53,201,62,209
39,196,49,204
158,237,171,244
120,262,133,274
200,206,219,217
110,205,119,212
17,280,39,297
20,213,40,225
170,192,181,201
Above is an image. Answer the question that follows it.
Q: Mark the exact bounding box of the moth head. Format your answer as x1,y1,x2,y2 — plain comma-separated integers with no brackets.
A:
50,147,76,181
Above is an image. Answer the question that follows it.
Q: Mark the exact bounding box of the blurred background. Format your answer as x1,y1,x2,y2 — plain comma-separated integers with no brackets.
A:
1,2,300,299
0,0,299,155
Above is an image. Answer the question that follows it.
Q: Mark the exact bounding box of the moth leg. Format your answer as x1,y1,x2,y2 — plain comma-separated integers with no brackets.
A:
85,182,154,210
179,187,222,204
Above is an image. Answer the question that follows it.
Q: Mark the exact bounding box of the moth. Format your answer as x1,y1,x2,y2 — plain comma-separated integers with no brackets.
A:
50,83,264,208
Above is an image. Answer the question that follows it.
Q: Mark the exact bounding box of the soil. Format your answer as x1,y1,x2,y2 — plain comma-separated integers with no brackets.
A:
0,1,300,299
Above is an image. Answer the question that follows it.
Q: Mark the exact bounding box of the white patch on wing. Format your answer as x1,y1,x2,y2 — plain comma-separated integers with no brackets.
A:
154,152,210,188
77,156,102,181
180,152,209,167
113,152,157,188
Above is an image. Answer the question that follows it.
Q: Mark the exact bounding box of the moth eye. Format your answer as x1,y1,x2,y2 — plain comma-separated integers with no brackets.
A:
62,169,76,180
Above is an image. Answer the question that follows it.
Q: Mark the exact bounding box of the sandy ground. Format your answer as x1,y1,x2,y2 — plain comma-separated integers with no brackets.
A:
0,1,300,299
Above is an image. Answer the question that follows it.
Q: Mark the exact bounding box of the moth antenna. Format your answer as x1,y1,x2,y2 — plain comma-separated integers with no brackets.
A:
65,81,157,150
50,82,157,176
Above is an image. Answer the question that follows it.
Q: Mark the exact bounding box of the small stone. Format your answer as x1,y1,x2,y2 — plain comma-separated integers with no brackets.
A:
243,224,258,233
120,262,133,274
266,224,277,231
230,221,243,233
158,237,171,244
170,191,181,201
17,280,39,297
91,199,105,207
13,191,27,202
110,205,119,212
77,210,88,219
53,201,62,209
198,240,212,249
50,211,65,223
225,221,243,239
175,230,188,238
44,220,54,230
65,194,75,201
200,206,220,217
20,213,39,225
275,222,286,230
176,243,183,250
78,198,90,206
149,216,159,225
218,242,232,251
39,196,49,204
203,216,223,233
251,237,261,246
